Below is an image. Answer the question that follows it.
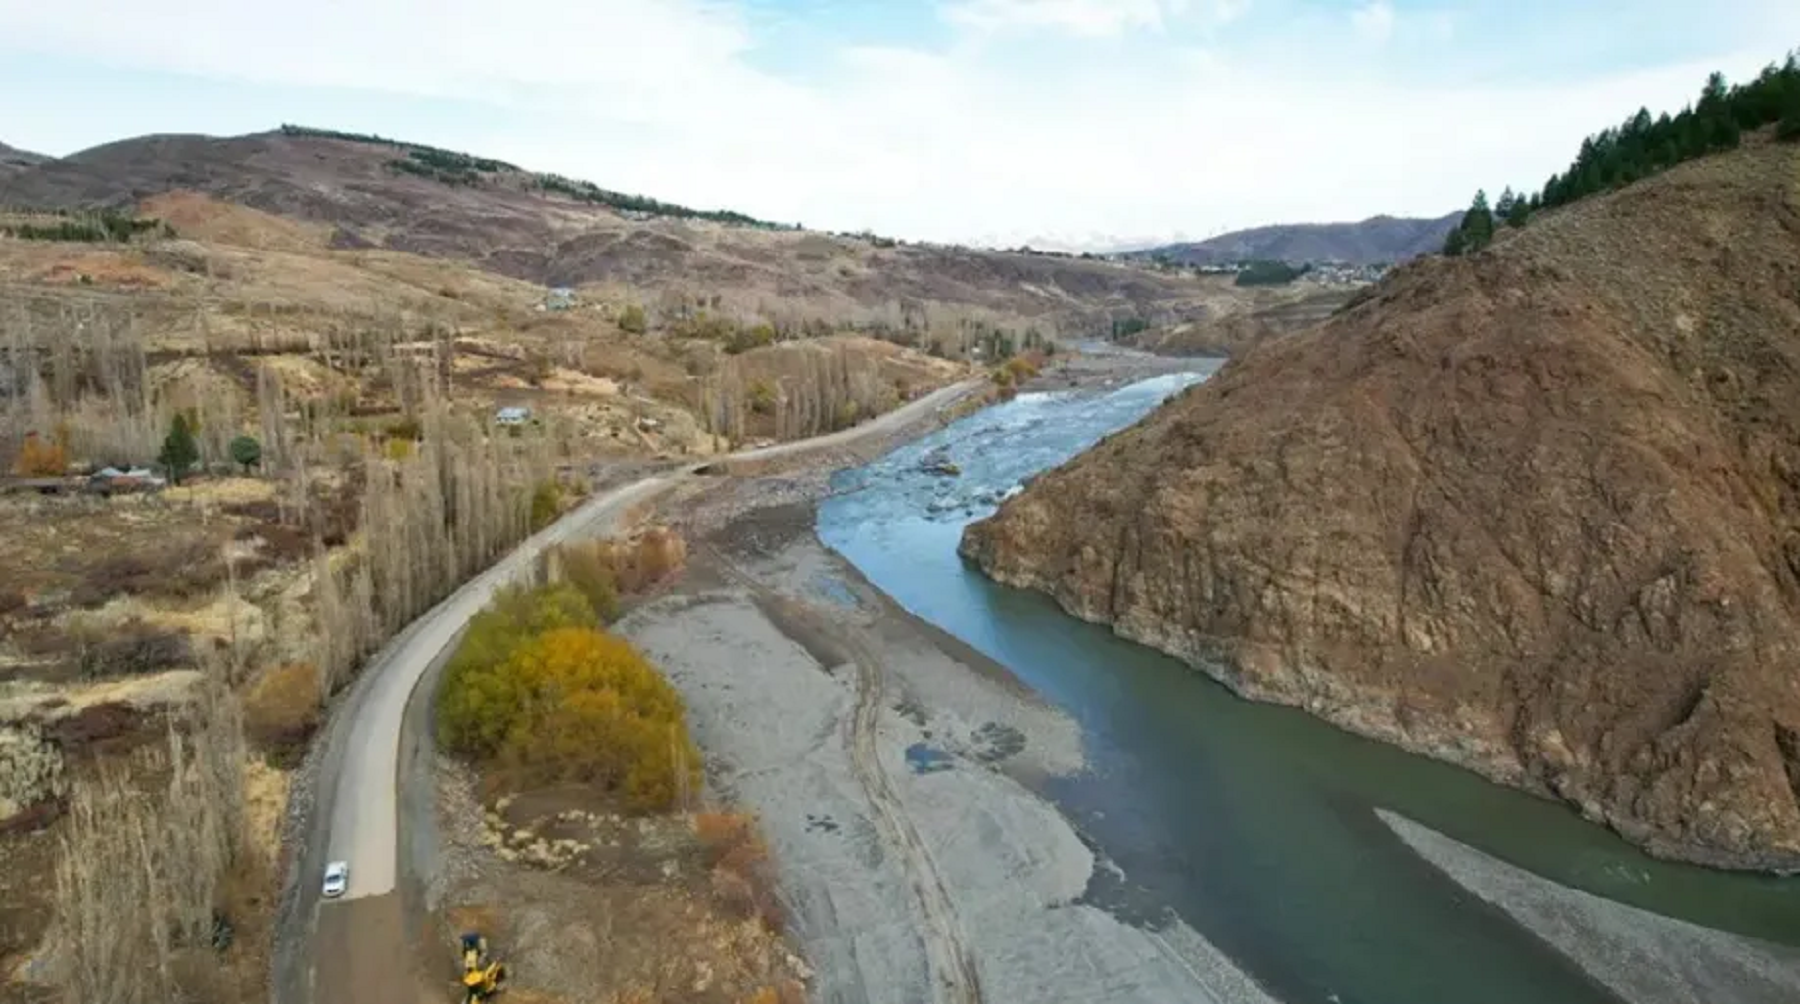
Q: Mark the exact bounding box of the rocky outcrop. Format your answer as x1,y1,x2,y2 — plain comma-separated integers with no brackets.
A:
961,143,1800,871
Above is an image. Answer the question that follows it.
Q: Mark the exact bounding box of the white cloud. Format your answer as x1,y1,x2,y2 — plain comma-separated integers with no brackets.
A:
1351,1,1396,43
0,0,1796,249
940,0,1194,37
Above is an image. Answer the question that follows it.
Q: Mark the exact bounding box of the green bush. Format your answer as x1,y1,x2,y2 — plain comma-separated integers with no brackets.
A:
229,434,262,473
556,544,621,623
529,481,562,531
727,324,777,355
0,211,171,244
748,380,777,415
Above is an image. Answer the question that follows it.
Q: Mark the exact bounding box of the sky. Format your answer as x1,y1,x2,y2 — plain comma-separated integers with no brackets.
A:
0,1,1796,250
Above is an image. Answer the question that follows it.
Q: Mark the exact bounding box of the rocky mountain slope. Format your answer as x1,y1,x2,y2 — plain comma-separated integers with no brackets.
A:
961,142,1800,870
0,129,1210,333
1127,212,1459,267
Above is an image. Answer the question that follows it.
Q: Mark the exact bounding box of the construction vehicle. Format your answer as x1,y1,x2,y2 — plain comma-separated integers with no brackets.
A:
458,932,508,1003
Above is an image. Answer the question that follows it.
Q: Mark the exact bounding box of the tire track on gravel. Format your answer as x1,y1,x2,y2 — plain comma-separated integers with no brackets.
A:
704,543,984,1004
842,630,985,1004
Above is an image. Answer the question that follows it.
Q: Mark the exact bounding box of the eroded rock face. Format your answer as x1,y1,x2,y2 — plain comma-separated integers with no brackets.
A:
961,145,1800,870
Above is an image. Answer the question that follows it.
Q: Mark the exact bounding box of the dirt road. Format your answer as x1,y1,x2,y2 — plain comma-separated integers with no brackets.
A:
271,378,981,1004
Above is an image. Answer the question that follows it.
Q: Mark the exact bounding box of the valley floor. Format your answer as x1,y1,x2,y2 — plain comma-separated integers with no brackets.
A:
616,498,1281,1004
395,349,1800,1004
608,356,1800,1004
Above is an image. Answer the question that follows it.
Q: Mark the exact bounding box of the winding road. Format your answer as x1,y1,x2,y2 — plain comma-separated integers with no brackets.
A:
271,379,981,1004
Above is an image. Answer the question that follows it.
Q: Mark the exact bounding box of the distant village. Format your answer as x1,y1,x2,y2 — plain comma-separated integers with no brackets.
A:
1123,257,1391,285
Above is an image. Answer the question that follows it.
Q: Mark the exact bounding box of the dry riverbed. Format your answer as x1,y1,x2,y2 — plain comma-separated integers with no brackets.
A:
615,484,1281,1004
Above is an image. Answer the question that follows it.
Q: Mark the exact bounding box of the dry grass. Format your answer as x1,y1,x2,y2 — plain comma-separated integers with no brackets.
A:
242,662,321,765
0,495,243,610
138,192,329,253
694,811,783,935
445,795,807,1004
240,758,289,860
585,527,688,596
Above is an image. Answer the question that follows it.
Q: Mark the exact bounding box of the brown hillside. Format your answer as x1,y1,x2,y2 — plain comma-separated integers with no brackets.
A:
1125,212,1460,267
1126,283,1355,356
961,143,1800,870
0,130,1211,332
0,140,47,179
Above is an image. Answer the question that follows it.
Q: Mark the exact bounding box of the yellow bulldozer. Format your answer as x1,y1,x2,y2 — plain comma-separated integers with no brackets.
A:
458,932,508,1003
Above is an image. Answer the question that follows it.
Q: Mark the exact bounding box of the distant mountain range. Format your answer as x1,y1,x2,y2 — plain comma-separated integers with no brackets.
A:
1121,212,1461,267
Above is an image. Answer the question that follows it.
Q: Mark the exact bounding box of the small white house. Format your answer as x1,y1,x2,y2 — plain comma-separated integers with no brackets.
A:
495,406,531,427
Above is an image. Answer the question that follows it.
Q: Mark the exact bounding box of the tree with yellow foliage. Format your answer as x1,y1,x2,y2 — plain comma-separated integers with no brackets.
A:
437,582,594,753
442,624,699,812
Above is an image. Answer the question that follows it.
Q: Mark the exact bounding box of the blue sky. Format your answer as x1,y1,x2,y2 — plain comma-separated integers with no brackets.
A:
1,0,1795,249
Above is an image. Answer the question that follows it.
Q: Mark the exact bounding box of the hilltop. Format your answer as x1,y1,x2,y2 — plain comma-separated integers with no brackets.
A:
0,141,46,179
0,127,1213,334
961,140,1800,870
1122,212,1460,267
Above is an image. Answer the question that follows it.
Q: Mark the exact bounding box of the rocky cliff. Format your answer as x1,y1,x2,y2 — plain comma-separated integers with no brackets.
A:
961,142,1800,870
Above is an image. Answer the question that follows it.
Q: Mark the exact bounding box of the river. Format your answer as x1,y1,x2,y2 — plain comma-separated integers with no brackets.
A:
816,363,1800,1004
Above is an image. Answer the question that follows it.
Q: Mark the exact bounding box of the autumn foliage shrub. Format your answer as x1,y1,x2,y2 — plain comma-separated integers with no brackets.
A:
1003,354,1041,383
563,526,687,595
738,983,805,1004
437,582,698,811
439,583,595,727
696,810,782,932
440,623,700,811
13,430,69,476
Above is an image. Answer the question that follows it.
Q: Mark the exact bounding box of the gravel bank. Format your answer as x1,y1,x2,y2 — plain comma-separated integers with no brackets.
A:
617,510,1281,1004
1379,810,1800,1004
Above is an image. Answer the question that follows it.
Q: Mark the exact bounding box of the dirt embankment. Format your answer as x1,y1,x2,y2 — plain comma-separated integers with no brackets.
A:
961,143,1800,871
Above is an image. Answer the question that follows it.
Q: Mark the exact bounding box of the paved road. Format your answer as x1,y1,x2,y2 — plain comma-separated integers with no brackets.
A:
275,378,980,1004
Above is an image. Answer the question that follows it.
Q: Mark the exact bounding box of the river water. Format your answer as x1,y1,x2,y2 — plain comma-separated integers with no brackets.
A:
816,365,1800,1004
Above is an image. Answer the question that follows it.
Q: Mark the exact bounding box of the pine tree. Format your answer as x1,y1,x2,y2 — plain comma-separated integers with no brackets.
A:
1495,187,1517,220
1780,100,1800,142
158,413,199,485
1709,115,1742,151
1699,71,1730,114
1459,190,1496,253
1506,194,1532,229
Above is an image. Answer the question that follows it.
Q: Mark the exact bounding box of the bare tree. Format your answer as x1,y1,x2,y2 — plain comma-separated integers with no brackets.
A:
50,676,247,1004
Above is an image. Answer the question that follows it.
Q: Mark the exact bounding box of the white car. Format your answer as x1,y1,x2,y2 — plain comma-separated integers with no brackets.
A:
322,861,349,899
